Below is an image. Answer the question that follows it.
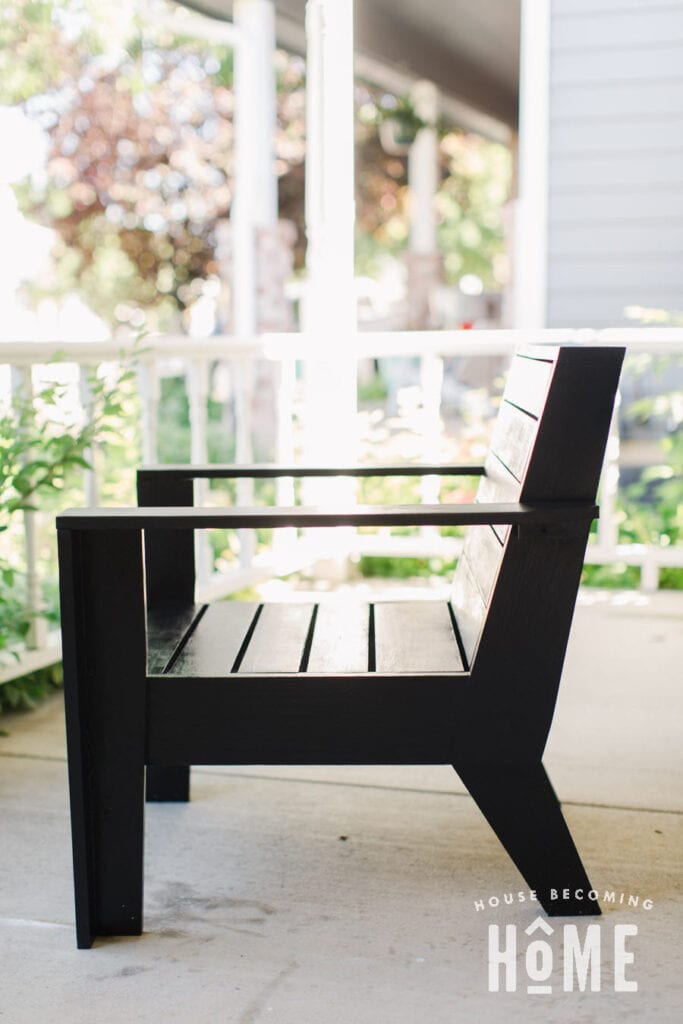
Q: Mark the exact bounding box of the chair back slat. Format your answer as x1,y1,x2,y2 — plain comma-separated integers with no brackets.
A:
450,346,624,669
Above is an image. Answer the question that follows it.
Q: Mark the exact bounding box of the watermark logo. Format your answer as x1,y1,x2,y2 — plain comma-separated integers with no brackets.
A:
477,889,650,994
488,916,638,993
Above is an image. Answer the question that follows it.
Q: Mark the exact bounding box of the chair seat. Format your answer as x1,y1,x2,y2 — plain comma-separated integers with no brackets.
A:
148,600,467,677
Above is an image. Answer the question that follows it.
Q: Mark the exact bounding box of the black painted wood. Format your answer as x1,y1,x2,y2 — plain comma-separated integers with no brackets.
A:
137,463,485,479
138,471,195,803
146,673,466,765
238,603,315,673
306,600,370,673
56,500,598,531
488,400,538,483
58,528,147,948
137,471,195,608
374,601,464,674
502,353,553,418
146,604,203,675
58,344,625,944
146,765,190,803
453,761,599,916
169,602,258,675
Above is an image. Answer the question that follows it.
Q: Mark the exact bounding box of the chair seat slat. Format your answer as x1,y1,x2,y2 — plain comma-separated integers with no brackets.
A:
374,601,464,674
168,602,259,676
307,600,370,673
147,604,204,675
238,603,315,674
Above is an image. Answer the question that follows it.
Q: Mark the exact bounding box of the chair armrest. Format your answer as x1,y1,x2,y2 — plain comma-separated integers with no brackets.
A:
57,501,598,532
137,463,485,480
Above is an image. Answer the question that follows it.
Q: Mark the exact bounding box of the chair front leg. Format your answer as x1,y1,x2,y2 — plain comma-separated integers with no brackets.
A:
58,528,147,947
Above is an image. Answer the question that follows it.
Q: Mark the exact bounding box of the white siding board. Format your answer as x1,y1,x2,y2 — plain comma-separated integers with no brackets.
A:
548,221,683,256
553,0,683,16
550,115,683,155
545,0,683,327
548,260,683,290
551,80,683,119
551,10,683,50
550,152,683,191
551,46,683,85
549,188,683,224
546,293,676,328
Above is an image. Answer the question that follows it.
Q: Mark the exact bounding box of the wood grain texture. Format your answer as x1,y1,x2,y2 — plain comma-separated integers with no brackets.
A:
374,601,464,674
307,601,370,673
168,602,258,676
458,525,504,607
146,604,203,675
502,355,554,418
238,603,315,674
450,557,487,669
488,401,538,482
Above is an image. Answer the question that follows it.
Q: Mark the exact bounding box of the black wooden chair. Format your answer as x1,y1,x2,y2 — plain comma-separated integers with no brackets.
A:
57,343,624,947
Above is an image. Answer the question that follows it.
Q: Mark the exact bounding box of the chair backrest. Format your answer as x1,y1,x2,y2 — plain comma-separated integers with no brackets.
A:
451,344,625,674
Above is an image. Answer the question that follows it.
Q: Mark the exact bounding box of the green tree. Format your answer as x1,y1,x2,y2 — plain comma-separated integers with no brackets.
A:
2,0,307,329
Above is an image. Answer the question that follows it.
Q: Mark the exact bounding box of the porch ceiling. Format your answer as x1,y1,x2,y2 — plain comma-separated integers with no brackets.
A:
176,0,520,135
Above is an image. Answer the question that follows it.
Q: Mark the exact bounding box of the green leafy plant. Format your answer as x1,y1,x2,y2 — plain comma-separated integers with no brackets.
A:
0,351,139,668
583,317,683,589
377,94,431,150
0,664,63,715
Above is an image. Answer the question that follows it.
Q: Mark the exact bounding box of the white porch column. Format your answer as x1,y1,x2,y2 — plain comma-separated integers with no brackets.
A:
409,80,439,256
513,0,550,328
232,0,278,339
302,0,357,469
232,0,277,563
406,79,441,330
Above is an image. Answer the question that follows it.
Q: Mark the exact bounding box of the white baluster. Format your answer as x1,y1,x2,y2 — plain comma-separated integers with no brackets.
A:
10,366,47,651
419,352,443,555
78,365,98,506
186,359,212,587
234,358,256,569
137,360,160,465
273,356,296,559
597,389,621,554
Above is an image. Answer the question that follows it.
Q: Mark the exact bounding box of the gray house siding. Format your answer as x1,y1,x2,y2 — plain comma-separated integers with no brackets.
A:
546,0,683,328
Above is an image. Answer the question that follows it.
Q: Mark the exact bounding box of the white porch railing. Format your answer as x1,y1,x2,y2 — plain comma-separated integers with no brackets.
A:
2,327,683,681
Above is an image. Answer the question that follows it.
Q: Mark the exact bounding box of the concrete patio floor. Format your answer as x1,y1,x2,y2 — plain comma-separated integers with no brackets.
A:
1,587,681,1023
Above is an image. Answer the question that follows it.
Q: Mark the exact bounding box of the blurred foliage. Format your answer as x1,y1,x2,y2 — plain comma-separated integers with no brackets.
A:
2,0,512,332
0,350,139,661
355,81,512,286
2,0,306,330
0,663,63,716
358,556,455,579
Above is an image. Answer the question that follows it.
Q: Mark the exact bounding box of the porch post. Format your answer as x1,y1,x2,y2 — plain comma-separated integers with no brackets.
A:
514,0,550,328
302,0,357,470
407,79,441,330
232,0,277,563
232,0,278,338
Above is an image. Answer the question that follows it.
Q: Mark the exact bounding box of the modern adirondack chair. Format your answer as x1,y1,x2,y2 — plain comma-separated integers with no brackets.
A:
57,343,625,947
